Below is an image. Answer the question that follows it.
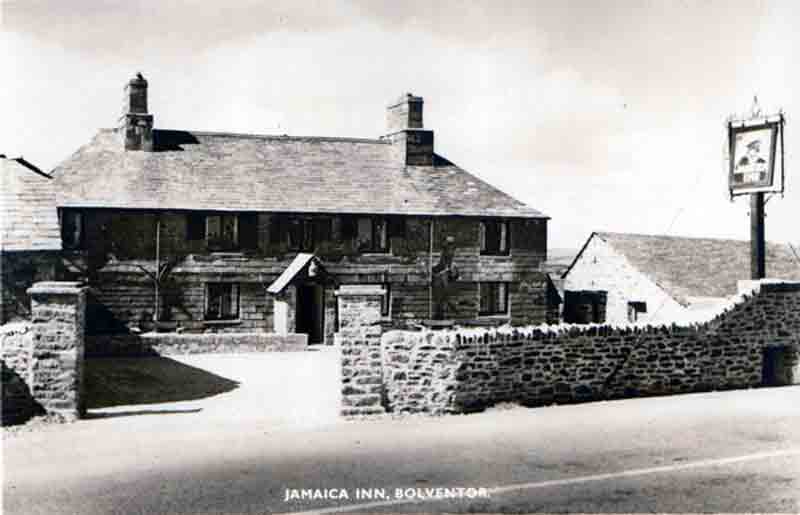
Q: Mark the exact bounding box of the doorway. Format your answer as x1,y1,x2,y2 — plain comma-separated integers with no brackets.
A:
296,284,325,344
762,346,798,386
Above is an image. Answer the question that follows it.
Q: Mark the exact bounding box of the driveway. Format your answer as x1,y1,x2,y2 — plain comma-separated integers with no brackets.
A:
85,347,341,429
4,385,800,514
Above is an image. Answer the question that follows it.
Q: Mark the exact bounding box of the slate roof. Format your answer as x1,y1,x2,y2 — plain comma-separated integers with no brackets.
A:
1,157,61,251
52,129,546,219
568,232,800,304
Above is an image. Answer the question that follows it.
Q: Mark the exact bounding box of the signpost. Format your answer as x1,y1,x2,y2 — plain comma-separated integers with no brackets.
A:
727,100,786,280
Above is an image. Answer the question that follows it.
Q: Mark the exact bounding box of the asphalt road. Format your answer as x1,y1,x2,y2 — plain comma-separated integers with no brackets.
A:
4,384,799,514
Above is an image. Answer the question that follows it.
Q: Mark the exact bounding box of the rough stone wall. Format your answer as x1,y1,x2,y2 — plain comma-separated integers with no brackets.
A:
28,282,88,419
1,322,41,424
335,286,386,416
382,281,800,414
1,282,87,424
564,235,686,324
85,332,307,357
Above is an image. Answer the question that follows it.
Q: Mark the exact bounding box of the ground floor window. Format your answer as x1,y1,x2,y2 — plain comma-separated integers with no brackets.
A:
205,283,240,320
479,282,509,316
627,301,647,322
381,283,391,318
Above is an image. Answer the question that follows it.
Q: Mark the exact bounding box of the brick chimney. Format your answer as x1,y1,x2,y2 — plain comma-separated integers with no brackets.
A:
385,93,434,166
120,73,154,151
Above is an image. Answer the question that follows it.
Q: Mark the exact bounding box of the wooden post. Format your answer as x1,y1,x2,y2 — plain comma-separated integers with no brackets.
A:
750,192,766,279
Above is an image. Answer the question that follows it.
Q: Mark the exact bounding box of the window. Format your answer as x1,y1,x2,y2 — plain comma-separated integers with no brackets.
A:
61,210,83,249
355,217,388,253
627,301,647,323
286,217,331,252
381,283,391,318
206,214,238,251
205,283,240,320
479,282,509,316
479,220,509,255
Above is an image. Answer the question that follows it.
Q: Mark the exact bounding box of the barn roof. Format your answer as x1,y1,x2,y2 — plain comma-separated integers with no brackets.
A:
566,232,800,304
51,128,546,219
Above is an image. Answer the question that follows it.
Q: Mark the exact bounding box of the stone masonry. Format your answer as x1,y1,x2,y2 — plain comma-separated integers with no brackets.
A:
335,285,386,416
382,281,800,414
27,282,88,419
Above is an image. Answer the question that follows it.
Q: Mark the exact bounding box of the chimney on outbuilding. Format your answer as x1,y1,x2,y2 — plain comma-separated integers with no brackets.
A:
120,72,154,151
385,93,434,166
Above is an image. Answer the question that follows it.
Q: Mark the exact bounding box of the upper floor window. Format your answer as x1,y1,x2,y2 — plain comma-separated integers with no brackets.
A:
206,214,238,251
479,220,509,255
287,217,331,252
61,210,83,249
355,217,388,253
479,282,509,316
205,283,240,321
187,212,258,252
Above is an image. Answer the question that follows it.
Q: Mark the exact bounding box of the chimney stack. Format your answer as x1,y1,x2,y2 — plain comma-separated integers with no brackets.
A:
120,73,154,151
385,93,434,166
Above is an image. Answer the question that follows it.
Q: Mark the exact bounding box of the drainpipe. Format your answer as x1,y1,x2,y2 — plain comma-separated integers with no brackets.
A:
428,218,434,319
154,215,161,323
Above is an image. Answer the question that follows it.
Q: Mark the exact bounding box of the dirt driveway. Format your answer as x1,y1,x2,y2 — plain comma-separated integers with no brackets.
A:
84,347,341,429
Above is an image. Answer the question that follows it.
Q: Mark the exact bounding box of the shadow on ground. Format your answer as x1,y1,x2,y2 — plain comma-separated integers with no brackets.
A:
85,357,240,409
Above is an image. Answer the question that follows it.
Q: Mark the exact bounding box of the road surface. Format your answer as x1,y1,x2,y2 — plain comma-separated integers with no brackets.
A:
4,381,799,513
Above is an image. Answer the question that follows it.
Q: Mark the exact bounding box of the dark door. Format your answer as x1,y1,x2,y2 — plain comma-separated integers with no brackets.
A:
296,284,325,344
762,346,796,386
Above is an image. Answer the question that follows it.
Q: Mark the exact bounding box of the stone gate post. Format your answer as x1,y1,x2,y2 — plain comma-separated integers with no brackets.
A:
335,285,386,416
27,281,88,419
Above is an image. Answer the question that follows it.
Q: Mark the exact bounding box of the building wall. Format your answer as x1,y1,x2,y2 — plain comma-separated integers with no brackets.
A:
0,251,60,323
67,210,549,340
563,235,686,324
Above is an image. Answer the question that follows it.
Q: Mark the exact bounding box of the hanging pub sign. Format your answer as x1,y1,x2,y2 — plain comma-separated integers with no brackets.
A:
728,114,785,197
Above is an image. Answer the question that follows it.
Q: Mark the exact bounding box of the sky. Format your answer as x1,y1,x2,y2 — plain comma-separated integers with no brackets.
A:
1,0,799,250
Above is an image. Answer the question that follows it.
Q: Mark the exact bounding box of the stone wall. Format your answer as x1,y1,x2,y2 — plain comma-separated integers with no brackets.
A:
1,282,87,424
335,285,386,416
382,281,800,414
1,322,41,424
86,332,307,357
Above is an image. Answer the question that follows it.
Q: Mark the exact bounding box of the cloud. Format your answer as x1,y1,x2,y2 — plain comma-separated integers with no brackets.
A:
2,0,355,58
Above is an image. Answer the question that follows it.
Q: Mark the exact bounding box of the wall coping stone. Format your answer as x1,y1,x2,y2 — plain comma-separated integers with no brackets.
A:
27,281,88,296
335,285,386,296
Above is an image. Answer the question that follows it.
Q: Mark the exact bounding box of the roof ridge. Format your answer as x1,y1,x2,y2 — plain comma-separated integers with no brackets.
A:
99,127,388,145
597,231,789,246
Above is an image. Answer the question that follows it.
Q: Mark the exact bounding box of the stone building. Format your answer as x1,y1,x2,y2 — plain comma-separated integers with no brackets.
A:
0,156,62,323
48,74,555,344
562,231,800,325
